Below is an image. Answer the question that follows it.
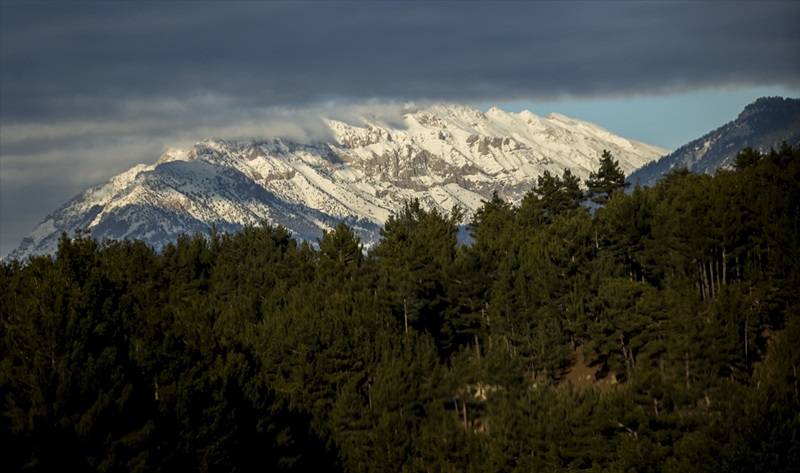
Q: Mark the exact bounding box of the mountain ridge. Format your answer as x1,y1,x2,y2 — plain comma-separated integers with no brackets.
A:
9,103,667,260
628,96,800,187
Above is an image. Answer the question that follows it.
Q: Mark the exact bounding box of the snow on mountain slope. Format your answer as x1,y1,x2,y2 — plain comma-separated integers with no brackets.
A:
9,103,667,259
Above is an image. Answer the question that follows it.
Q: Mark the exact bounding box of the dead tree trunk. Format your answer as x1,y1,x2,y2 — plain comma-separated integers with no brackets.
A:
403,298,409,335
699,261,708,301
722,248,727,286
744,317,749,365
685,352,691,390
708,259,716,299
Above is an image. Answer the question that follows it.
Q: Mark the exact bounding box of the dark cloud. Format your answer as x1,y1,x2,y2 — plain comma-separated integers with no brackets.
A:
2,2,798,119
1,1,799,255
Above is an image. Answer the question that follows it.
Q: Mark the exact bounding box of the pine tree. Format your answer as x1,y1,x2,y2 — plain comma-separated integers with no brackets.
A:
372,199,461,354
586,150,628,205
519,168,585,226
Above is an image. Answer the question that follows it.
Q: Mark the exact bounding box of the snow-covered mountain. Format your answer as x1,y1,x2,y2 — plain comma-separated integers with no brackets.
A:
628,97,800,187
10,103,667,259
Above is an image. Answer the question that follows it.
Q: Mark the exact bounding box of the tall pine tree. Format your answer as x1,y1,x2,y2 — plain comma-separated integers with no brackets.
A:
586,150,627,205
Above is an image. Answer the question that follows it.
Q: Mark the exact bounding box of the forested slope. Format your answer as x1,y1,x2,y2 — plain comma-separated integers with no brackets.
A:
2,145,799,472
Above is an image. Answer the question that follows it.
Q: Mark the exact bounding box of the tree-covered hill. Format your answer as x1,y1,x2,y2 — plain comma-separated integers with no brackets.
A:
2,145,799,472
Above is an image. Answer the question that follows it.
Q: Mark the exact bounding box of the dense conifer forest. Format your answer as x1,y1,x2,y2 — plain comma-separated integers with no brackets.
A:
2,145,799,472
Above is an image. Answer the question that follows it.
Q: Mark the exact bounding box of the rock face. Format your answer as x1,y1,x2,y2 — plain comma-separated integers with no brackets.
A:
10,103,666,259
628,97,800,187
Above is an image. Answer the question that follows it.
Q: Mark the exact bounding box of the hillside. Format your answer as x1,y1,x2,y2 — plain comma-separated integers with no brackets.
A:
628,96,800,186
3,145,799,472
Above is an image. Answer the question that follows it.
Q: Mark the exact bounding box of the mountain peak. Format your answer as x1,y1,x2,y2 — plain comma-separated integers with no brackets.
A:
421,102,486,121
9,104,667,260
738,96,800,120
157,147,191,164
629,96,800,186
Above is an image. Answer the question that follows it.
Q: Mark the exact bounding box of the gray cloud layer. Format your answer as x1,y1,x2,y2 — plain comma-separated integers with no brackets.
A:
1,2,799,256
4,3,799,114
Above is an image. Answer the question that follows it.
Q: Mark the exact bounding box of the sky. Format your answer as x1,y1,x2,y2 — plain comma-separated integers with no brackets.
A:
1,2,799,257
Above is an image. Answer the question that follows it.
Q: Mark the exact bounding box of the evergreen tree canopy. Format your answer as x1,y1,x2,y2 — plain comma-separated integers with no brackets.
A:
2,145,799,472
586,150,628,205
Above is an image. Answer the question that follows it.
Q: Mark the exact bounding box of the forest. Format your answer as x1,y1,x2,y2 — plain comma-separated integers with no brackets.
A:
1,144,799,472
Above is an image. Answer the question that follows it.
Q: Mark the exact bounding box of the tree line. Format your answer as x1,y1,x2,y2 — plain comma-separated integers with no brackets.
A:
2,145,799,472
